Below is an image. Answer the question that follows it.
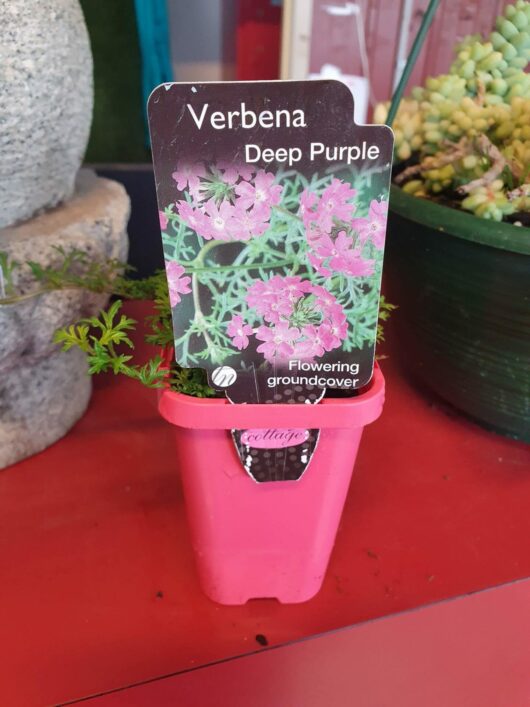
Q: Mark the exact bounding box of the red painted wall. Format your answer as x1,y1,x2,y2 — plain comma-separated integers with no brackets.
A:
309,0,512,104
236,0,282,80
234,1,513,101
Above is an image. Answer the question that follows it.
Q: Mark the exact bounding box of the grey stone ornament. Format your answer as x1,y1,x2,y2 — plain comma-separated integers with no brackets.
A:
0,0,93,228
0,170,130,469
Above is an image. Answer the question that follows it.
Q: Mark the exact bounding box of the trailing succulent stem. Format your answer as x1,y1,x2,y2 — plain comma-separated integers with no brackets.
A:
376,0,530,224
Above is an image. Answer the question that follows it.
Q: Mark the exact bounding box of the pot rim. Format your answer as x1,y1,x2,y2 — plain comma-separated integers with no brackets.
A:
158,363,385,430
389,184,530,256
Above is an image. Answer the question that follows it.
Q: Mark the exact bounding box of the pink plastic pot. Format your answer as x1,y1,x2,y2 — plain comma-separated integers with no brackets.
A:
158,365,385,605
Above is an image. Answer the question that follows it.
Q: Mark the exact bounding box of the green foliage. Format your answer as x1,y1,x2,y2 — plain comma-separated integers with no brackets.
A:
53,299,166,387
1,245,393,397
0,251,18,298
169,367,217,398
376,296,398,343
0,246,162,304
0,245,214,396
28,246,125,292
144,270,175,349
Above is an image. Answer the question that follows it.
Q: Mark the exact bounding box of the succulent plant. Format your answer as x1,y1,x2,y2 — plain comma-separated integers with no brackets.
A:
375,0,530,223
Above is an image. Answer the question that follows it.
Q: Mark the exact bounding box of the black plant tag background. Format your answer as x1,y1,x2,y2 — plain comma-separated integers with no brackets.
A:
227,369,324,483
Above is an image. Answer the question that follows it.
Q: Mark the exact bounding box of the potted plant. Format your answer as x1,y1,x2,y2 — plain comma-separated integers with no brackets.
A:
0,245,393,604
376,0,530,441
142,79,395,603
157,363,386,604
2,79,396,604
3,79,397,603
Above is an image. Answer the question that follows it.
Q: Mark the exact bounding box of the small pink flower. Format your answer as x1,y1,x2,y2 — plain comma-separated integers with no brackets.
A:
235,164,255,181
203,199,236,240
305,222,323,248
245,279,268,307
310,285,340,312
299,189,318,227
246,276,302,324
328,303,347,326
292,338,320,360
262,275,288,294
264,297,294,324
308,221,375,278
314,231,353,271
159,211,168,231
244,200,272,224
235,170,282,210
217,160,255,182
166,261,191,308
300,325,325,357
318,322,346,351
217,166,238,185
246,278,291,319
352,199,388,249
331,317,348,340
262,275,305,298
315,179,357,232
343,251,375,277
172,161,206,192
282,276,308,300
177,201,210,238
308,252,333,277
230,204,269,241
256,321,300,361
188,181,205,204
227,315,253,350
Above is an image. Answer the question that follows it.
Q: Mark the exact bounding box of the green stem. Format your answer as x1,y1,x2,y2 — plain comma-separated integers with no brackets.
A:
186,258,299,274
188,239,224,267
191,271,219,360
386,0,441,127
0,284,115,306
273,205,301,221
188,239,227,363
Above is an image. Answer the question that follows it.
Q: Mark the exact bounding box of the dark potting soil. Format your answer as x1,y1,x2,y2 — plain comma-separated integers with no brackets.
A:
172,383,360,400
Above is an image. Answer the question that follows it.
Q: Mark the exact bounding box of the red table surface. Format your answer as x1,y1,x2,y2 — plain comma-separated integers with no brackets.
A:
0,302,529,706
75,578,530,707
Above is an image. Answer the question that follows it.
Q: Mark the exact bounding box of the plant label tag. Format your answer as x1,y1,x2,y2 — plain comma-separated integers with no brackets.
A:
148,80,393,482
148,80,393,393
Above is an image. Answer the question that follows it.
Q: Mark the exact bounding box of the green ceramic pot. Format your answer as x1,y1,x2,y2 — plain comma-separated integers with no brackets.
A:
386,184,530,441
